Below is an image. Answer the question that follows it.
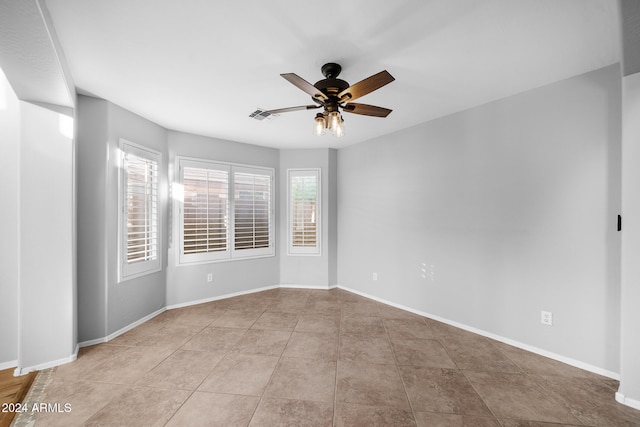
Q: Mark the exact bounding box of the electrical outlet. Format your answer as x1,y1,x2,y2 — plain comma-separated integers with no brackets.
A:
541,311,553,326
207,273,213,283
373,272,378,281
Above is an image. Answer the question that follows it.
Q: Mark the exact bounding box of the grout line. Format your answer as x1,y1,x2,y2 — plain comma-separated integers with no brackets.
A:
382,315,419,423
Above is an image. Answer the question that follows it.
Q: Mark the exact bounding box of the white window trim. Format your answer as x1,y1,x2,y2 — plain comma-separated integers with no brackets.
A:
287,168,321,256
118,139,162,282
176,157,275,265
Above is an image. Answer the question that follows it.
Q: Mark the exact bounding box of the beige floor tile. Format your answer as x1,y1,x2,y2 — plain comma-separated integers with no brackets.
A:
251,311,300,331
340,301,381,317
377,304,422,320
283,332,338,361
492,340,603,378
390,338,457,368
338,291,367,303
294,313,340,334
336,361,410,410
108,321,163,346
210,309,262,329
249,398,333,427
31,288,640,427
82,346,174,384
34,380,126,427
181,326,246,352
53,344,126,382
303,299,343,315
340,316,387,337
399,366,492,416
264,357,336,402
110,322,204,350
84,386,191,426
133,324,205,349
307,289,341,302
439,334,521,373
384,318,435,341
268,298,308,310
165,391,259,427
463,371,581,424
531,374,640,426
335,402,417,427
339,335,396,365
135,349,226,390
414,411,501,427
496,419,582,427
232,329,291,356
198,352,279,396
149,303,225,327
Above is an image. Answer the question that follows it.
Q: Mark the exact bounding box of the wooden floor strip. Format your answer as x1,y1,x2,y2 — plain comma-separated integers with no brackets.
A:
0,369,37,427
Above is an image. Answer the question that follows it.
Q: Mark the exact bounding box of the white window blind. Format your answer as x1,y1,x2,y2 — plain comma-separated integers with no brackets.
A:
178,159,273,264
288,169,320,255
182,166,229,256
234,170,272,253
120,140,161,280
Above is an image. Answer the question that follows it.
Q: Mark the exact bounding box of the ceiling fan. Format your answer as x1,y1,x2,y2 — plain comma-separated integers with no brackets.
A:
257,63,395,137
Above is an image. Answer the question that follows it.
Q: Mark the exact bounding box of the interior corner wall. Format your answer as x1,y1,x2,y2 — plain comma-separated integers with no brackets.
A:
328,148,338,286
76,95,109,342
77,96,168,341
337,64,622,374
165,131,280,307
279,148,337,288
0,69,20,367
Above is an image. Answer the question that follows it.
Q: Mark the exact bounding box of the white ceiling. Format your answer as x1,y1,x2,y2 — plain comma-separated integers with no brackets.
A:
43,0,620,149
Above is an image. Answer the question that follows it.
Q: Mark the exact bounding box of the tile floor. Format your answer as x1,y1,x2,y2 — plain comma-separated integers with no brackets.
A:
31,288,640,426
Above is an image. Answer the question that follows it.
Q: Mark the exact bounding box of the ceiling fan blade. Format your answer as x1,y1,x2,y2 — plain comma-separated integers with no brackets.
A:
265,105,321,114
281,73,328,102
342,103,392,117
338,70,395,102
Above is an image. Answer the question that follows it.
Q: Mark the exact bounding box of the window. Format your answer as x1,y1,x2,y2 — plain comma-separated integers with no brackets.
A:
178,159,274,264
288,169,320,255
119,140,161,280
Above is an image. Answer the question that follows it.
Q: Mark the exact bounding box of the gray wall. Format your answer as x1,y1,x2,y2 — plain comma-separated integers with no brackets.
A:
619,71,640,406
105,102,168,334
165,131,280,306
77,96,168,341
279,148,338,288
337,64,622,374
76,96,108,341
0,70,21,367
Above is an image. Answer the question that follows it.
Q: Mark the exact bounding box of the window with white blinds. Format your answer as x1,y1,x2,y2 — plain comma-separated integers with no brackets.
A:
119,140,161,280
178,159,274,264
288,169,320,255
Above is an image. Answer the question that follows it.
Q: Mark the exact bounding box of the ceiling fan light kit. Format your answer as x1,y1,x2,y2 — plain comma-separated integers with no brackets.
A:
260,62,394,138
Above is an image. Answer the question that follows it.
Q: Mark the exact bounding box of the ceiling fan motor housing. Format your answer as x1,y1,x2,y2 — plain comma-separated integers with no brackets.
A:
313,63,351,105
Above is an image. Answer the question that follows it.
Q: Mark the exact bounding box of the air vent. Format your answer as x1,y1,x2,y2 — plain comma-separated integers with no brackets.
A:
249,108,277,121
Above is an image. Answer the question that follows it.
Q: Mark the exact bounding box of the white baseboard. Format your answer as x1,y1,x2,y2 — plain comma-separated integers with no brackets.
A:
0,360,18,371
338,285,620,380
615,392,640,410
79,307,167,348
13,344,79,376
280,283,337,290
